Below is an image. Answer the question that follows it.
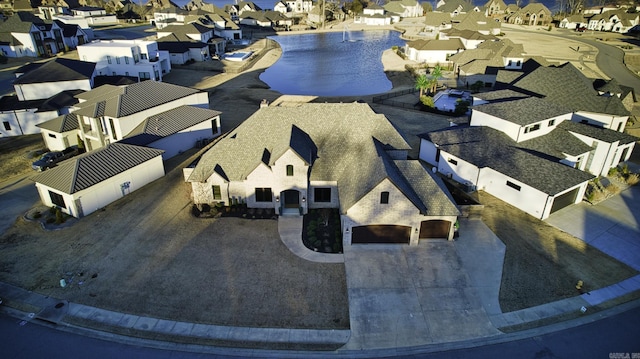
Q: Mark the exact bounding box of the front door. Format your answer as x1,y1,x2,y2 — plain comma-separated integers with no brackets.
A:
283,190,299,208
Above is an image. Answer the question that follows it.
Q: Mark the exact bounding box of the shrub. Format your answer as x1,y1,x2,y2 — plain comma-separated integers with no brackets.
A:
55,208,64,224
608,167,619,176
606,184,619,194
420,95,434,107
33,211,41,219
626,173,640,186
49,206,57,215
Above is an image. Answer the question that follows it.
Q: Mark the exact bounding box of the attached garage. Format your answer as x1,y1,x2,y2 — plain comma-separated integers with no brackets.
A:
419,220,451,239
352,225,411,244
550,187,580,214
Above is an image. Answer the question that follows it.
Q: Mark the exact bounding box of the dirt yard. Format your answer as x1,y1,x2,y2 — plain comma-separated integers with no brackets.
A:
478,191,638,312
0,153,350,329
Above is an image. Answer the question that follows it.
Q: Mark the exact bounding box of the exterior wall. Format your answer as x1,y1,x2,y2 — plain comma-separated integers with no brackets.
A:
169,51,189,65
572,111,628,132
86,15,118,25
476,167,550,219
40,128,78,151
437,151,480,186
7,32,38,57
570,131,629,176
470,110,521,140
418,138,439,166
516,115,570,142
244,162,278,209
407,48,457,64
146,117,220,160
560,151,590,171
14,79,92,101
35,156,164,218
0,109,59,137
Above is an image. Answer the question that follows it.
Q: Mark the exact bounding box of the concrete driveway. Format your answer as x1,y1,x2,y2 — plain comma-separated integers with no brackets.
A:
342,218,504,350
546,184,640,271
0,173,40,235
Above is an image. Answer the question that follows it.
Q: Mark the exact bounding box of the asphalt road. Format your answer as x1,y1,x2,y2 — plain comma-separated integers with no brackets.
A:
1,302,639,358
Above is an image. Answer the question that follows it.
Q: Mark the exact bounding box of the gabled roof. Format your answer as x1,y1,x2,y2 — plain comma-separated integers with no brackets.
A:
73,81,202,118
13,58,96,84
121,105,221,146
518,125,593,158
0,11,42,33
407,38,464,51
424,11,453,26
558,121,638,145
0,95,44,111
38,89,84,112
421,126,595,195
437,0,474,13
158,22,211,35
471,96,572,126
188,102,458,214
32,143,164,194
36,112,79,132
441,28,495,41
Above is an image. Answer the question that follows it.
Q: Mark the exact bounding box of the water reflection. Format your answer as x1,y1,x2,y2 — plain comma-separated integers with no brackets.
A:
260,30,405,97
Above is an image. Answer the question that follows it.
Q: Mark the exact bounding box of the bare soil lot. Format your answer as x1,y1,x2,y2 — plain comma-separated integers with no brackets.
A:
0,156,349,329
478,191,638,312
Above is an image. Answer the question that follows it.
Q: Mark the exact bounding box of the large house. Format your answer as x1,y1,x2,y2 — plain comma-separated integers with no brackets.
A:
0,12,75,58
506,3,552,26
184,100,461,244
77,39,172,82
419,62,636,220
0,58,95,137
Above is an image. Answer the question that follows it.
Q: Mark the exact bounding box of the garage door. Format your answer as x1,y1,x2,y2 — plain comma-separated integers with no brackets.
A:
419,220,451,239
352,225,411,244
550,187,579,214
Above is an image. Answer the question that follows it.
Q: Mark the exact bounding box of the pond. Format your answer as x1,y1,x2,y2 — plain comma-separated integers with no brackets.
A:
259,30,405,97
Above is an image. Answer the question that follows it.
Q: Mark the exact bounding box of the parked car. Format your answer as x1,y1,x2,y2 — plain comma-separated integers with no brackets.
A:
31,146,80,171
576,26,587,32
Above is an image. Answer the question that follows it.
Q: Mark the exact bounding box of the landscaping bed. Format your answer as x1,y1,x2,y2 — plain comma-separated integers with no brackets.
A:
302,208,343,253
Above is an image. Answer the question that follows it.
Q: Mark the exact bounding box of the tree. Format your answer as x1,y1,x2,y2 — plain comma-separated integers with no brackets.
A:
415,74,429,97
429,65,443,94
421,2,432,12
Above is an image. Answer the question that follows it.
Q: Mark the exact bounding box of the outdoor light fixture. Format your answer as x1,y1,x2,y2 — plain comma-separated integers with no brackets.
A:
276,196,279,202
302,197,306,202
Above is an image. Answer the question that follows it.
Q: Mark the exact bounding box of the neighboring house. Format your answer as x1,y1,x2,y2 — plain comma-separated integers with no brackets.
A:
355,4,393,26
239,10,292,28
120,105,221,159
422,12,453,34
32,142,165,218
587,9,639,33
37,4,71,20
0,12,68,58
185,100,460,244
484,0,507,19
152,6,242,41
383,0,424,18
0,58,94,137
436,0,478,16
593,78,637,114
70,6,118,26
156,34,211,64
36,112,81,150
451,11,501,35
404,38,464,65
156,22,213,43
68,81,209,151
77,39,171,82
439,28,494,49
277,0,312,14
418,63,637,220
506,3,552,26
449,38,524,88
54,20,90,50
558,14,588,30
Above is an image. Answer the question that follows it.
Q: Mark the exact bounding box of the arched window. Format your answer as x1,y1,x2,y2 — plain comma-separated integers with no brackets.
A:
286,165,294,176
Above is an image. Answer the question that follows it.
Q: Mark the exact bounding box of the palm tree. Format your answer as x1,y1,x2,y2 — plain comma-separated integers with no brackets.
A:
415,74,429,98
429,65,443,94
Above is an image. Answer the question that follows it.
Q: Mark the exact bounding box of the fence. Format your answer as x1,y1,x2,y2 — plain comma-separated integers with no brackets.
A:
372,88,421,110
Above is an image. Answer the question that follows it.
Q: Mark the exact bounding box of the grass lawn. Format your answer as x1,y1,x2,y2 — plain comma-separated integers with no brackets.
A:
478,191,639,312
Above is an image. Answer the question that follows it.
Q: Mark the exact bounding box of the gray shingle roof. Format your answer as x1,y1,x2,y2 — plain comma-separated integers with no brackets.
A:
74,81,202,118
13,58,96,84
407,38,464,51
508,62,630,116
518,125,593,158
558,121,639,145
422,126,595,195
471,97,572,126
121,105,221,145
32,143,164,194
188,102,458,214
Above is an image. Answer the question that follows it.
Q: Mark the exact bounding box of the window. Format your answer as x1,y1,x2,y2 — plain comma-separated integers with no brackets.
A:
109,118,117,141
48,133,56,138
286,165,294,176
548,119,555,126
49,190,66,208
255,188,273,202
314,188,331,202
141,53,148,60
435,148,441,162
116,57,121,64
139,72,150,79
212,185,222,200
154,70,159,80
524,123,541,133
125,57,129,64
506,181,521,191
3,121,10,131
448,158,458,165
107,55,111,64
380,191,389,204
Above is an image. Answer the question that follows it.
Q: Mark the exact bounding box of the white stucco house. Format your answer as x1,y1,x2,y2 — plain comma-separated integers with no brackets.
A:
419,62,636,220
71,6,118,26
32,143,165,218
184,99,460,245
383,0,424,18
77,39,171,82
0,12,72,58
404,38,464,65
0,58,95,137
